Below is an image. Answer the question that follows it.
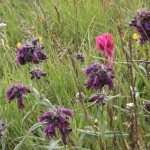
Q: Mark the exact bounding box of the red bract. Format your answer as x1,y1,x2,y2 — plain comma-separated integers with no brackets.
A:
96,33,114,68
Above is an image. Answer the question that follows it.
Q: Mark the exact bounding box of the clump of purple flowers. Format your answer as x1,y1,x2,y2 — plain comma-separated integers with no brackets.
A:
30,68,46,80
39,107,73,145
89,94,106,105
16,37,48,65
6,84,30,109
84,62,114,90
130,9,150,44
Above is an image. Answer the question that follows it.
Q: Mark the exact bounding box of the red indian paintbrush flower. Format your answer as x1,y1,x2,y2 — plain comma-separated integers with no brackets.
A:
96,33,114,68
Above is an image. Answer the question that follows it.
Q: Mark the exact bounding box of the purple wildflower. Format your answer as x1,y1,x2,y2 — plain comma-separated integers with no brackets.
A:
44,122,56,137
31,37,39,45
61,108,73,117
32,52,39,64
84,64,96,77
104,75,114,90
93,75,100,90
6,84,30,109
30,69,46,80
130,9,150,44
84,63,114,91
85,76,94,90
75,53,85,62
16,37,48,65
89,94,106,105
39,107,73,145
37,49,48,60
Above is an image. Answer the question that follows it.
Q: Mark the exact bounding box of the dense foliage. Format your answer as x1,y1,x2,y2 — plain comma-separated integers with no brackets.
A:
0,0,149,150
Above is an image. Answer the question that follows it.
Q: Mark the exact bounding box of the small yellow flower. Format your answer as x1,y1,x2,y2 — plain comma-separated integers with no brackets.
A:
5,44,9,48
17,42,21,48
133,33,139,40
39,36,43,44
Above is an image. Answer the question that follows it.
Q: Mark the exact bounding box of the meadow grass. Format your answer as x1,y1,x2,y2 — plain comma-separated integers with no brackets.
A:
0,0,150,149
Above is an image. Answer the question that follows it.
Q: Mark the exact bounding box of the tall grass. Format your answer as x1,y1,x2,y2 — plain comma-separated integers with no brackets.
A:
0,0,149,149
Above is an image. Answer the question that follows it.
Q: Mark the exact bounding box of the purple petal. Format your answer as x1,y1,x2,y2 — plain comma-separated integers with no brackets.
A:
32,52,39,64
31,37,39,45
6,86,15,101
89,95,98,102
144,22,150,31
58,115,70,128
84,64,96,77
61,108,73,117
16,53,26,65
17,96,25,109
61,133,67,145
17,45,27,51
39,111,51,122
105,75,114,90
93,75,100,90
85,76,94,90
97,95,106,105
44,122,56,137
37,50,48,60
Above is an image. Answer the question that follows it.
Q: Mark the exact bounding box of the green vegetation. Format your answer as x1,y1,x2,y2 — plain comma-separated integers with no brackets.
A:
0,0,149,149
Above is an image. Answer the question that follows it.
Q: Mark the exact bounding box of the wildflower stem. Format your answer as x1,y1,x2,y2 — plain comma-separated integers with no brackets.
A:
118,126,130,150
108,106,118,150
128,37,141,150
145,44,149,80
36,80,42,99
68,47,88,118
8,77,20,84
67,41,103,149
118,26,141,150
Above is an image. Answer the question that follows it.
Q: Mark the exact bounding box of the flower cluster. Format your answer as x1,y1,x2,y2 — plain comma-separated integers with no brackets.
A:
16,37,48,65
6,84,30,109
6,37,74,145
89,94,106,105
39,107,73,145
84,63,114,90
130,9,150,44
0,120,5,139
75,53,85,62
30,68,46,80
96,33,114,68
